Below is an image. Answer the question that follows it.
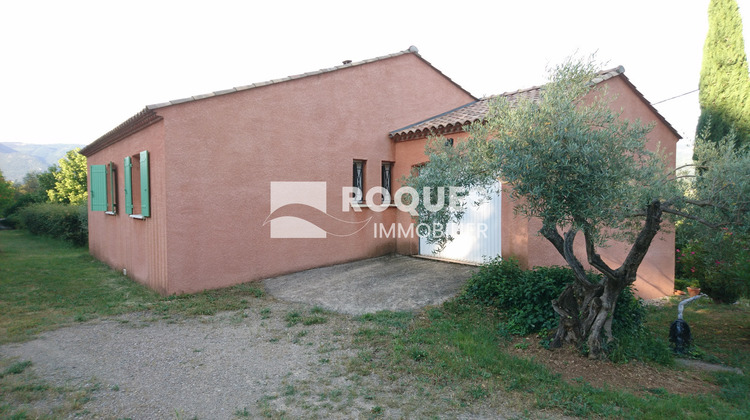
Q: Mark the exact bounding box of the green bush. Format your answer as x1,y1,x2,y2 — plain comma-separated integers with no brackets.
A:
18,203,88,246
702,274,742,303
1,193,46,229
677,224,750,301
673,278,690,291
606,287,672,364
462,258,577,335
462,257,525,308
462,257,669,363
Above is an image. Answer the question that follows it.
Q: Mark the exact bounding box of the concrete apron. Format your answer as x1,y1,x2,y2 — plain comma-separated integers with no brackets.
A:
262,255,477,315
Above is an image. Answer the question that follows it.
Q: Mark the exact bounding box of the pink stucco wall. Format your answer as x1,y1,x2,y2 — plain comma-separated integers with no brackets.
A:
392,75,678,299
87,52,474,294
87,121,169,293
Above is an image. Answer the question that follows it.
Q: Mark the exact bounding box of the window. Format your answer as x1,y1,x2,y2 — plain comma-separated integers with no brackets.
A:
90,162,117,214
381,162,392,204
124,150,150,218
352,160,365,200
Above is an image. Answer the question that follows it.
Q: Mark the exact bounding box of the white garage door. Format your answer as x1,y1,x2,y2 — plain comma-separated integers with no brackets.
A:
419,183,501,264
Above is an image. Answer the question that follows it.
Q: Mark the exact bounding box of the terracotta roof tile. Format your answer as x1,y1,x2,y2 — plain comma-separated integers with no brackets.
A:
389,66,648,141
388,85,541,141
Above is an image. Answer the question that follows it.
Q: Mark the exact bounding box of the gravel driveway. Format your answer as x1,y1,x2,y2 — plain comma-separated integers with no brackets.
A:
1,256,515,419
2,306,363,418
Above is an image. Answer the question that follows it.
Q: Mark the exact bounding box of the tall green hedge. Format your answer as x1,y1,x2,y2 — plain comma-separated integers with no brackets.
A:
18,203,88,246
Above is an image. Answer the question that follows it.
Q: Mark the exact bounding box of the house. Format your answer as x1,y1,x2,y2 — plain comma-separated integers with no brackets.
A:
389,66,680,299
80,47,679,298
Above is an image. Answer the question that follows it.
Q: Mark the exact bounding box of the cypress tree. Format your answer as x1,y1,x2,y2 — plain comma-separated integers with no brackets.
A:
696,0,750,148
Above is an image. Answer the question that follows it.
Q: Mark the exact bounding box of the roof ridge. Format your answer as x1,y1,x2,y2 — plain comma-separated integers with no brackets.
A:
147,46,424,110
390,65,680,141
489,66,623,100
82,46,475,155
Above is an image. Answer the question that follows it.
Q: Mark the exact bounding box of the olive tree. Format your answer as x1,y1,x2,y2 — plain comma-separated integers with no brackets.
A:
405,57,749,359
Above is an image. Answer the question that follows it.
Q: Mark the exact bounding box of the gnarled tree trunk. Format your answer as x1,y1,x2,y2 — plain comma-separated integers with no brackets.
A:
542,201,663,359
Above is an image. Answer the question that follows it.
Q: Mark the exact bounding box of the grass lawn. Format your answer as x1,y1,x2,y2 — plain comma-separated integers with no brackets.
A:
0,230,264,344
352,299,750,419
1,230,266,419
1,229,748,419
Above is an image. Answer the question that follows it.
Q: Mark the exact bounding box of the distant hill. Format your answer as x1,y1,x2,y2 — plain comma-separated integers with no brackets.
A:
0,142,85,183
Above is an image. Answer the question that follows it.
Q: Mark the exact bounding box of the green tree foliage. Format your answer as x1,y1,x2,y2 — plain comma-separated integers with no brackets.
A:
1,167,60,227
0,169,16,216
405,56,749,359
19,167,57,202
696,0,750,147
48,148,87,205
678,135,750,301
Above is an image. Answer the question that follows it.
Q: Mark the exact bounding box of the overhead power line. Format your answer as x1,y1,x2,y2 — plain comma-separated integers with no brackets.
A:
651,89,699,105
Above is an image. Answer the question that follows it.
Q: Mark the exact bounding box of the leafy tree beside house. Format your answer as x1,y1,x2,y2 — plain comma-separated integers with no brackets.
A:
48,148,87,205
696,0,750,148
0,169,16,216
30,166,59,202
681,0,750,302
406,57,750,359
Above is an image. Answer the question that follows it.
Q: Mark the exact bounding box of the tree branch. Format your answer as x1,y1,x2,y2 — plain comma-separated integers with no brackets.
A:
657,163,707,184
540,224,592,287
540,223,564,255
563,230,594,287
620,200,663,282
684,199,717,207
661,207,729,230
581,227,618,280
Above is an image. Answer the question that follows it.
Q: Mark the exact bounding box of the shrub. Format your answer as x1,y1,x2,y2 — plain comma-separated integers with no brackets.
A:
702,273,742,303
677,226,750,302
462,257,670,363
1,193,47,229
18,203,88,246
462,258,580,335
462,257,525,308
606,287,672,364
676,242,710,282
673,278,690,291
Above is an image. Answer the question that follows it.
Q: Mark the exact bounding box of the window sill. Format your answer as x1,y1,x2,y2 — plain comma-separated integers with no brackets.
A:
105,211,116,216
129,214,147,220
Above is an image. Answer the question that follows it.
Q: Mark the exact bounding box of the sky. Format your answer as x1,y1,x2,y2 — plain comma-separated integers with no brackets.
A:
1,0,749,163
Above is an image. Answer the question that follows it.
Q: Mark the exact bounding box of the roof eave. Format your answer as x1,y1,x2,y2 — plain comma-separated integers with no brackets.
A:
613,73,682,140
79,108,163,157
82,46,476,154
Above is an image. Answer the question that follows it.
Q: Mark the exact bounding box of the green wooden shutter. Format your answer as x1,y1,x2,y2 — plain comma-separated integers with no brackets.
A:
90,165,107,211
124,156,133,214
140,150,150,217
108,162,117,213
